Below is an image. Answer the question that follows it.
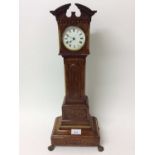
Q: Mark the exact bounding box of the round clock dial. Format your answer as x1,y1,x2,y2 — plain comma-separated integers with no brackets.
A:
63,26,86,51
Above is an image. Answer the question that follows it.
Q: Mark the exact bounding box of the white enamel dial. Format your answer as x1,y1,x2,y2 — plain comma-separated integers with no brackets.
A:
63,26,86,51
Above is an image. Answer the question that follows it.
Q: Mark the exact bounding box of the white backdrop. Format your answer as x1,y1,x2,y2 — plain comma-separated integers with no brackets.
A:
20,0,134,155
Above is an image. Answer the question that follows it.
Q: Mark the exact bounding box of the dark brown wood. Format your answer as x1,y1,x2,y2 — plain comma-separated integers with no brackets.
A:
49,3,103,151
51,116,100,146
50,3,96,56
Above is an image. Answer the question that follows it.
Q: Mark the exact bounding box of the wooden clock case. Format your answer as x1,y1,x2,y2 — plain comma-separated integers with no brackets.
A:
48,3,104,151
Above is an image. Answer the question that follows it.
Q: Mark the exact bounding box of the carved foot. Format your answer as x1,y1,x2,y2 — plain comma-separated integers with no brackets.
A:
98,145,104,152
48,145,55,151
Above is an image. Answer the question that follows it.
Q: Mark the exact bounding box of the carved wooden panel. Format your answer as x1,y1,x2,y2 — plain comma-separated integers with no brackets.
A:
61,96,91,125
62,103,89,120
52,136,99,146
64,57,85,99
51,117,100,146
63,108,87,120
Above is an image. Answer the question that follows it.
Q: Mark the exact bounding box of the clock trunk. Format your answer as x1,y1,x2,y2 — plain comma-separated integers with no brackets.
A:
61,57,91,127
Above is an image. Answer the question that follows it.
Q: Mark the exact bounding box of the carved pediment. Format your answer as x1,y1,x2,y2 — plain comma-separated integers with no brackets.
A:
50,3,97,22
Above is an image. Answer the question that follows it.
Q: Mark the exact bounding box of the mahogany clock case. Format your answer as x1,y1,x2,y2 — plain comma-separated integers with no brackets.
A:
48,3,104,152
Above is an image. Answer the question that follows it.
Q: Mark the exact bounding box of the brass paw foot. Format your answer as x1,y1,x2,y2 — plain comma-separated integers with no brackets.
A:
98,145,104,152
48,145,55,151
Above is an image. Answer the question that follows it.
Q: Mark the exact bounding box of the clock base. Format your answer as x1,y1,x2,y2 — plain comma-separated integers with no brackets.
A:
49,116,103,151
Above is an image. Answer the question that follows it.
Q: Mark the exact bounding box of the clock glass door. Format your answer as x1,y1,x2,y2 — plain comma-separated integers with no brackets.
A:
63,26,86,51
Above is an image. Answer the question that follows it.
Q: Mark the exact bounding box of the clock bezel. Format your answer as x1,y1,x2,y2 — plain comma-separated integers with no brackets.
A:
62,26,86,51
58,22,90,56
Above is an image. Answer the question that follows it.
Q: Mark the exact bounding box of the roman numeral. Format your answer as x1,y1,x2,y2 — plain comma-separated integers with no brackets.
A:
79,41,82,44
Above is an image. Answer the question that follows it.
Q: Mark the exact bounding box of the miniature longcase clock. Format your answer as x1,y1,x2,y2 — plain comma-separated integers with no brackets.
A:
48,3,104,151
